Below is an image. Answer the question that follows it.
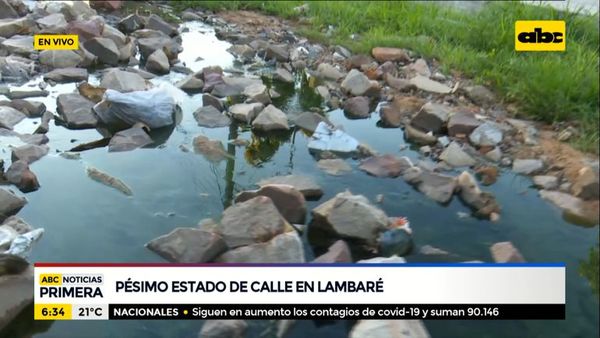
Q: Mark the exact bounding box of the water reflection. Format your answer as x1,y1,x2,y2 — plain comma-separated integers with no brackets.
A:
579,244,599,298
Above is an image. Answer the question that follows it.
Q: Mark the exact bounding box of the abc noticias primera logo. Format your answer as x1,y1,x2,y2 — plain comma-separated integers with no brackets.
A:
515,20,565,51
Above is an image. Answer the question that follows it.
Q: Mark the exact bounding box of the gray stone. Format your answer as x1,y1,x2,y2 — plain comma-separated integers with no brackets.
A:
176,74,203,93
457,171,500,218
539,190,599,225
0,106,25,129
202,94,223,111
227,44,255,61
293,112,328,133
410,102,450,134
101,24,127,47
316,63,345,81
484,147,502,163
84,37,120,65
229,103,264,123
216,231,305,263
252,104,289,131
512,159,544,175
258,175,323,200
409,75,451,94
0,188,26,222
469,122,503,146
118,14,144,34
7,90,49,100
274,67,293,83
193,106,231,128
0,17,30,39
343,96,370,118
56,93,98,129
108,126,153,152
193,135,227,162
265,44,289,62
1,35,33,55
243,83,270,105
385,74,416,92
0,266,33,331
379,96,424,127
137,35,181,60
532,175,559,190
38,50,83,68
359,155,412,178
448,113,481,137
439,142,476,167
404,58,431,77
43,67,88,83
218,196,289,248
406,168,457,204
464,85,495,106
490,242,525,263
311,191,388,246
235,184,306,224
199,319,247,338
341,69,372,96
313,240,352,263
11,144,49,164
404,124,437,145
145,49,170,74
100,69,151,92
5,160,39,193
317,159,352,176
146,228,227,263
36,13,67,33
0,216,32,234
146,14,177,37
0,0,18,19
571,166,599,200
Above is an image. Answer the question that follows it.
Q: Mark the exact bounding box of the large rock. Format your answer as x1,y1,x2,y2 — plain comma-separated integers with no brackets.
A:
193,135,227,162
108,126,153,152
137,36,181,60
199,320,247,338
229,103,263,123
0,17,30,39
0,0,19,19
1,35,33,55
36,13,67,33
202,94,223,111
193,106,231,128
243,83,270,105
0,266,34,331
313,240,352,263
448,113,481,137
490,242,525,263
0,188,26,222
463,85,495,106
571,166,599,200
67,17,104,41
539,190,599,225
317,63,345,80
11,144,49,164
100,69,151,92
311,191,388,246
43,67,88,83
118,14,145,34
258,175,323,200
265,44,289,62
512,159,544,175
359,155,412,178
1,216,32,234
5,160,39,193
293,112,328,133
371,47,410,63
409,75,452,94
404,167,457,204
146,14,177,37
379,96,424,127
457,171,500,218
38,50,83,68
56,93,98,129
0,106,25,129
252,105,289,131
274,67,293,83
235,184,306,224
83,37,120,65
404,124,437,145
532,175,559,190
101,24,127,47
341,69,372,96
176,74,204,93
343,96,370,118
218,196,289,248
439,142,476,167
145,49,170,74
410,102,450,134
146,228,227,263
469,122,503,147
216,231,305,263
350,319,430,338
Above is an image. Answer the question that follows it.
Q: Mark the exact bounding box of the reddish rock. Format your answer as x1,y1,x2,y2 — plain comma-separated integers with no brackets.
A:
359,155,413,178
490,241,525,263
313,240,352,263
372,47,410,63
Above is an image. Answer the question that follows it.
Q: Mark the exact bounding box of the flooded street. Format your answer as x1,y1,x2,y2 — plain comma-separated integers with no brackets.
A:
1,17,597,337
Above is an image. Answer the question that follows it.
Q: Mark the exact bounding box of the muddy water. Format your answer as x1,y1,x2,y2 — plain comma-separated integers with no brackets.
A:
2,21,598,338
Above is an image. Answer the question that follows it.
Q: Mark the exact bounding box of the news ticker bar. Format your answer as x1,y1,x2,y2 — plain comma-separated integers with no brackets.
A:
34,303,565,320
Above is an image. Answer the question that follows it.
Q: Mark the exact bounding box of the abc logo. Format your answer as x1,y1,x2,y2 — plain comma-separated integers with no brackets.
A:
515,21,565,51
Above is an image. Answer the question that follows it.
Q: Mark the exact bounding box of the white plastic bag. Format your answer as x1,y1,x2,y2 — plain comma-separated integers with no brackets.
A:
93,88,176,129
5,228,44,258
308,122,359,153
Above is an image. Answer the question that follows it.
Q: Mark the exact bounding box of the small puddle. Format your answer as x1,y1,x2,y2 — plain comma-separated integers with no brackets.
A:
2,19,598,338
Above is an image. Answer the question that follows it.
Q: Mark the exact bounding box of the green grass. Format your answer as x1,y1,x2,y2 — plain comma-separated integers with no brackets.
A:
174,1,599,153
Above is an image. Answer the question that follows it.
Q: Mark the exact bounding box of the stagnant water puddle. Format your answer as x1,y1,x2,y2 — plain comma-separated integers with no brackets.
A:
1,20,598,338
